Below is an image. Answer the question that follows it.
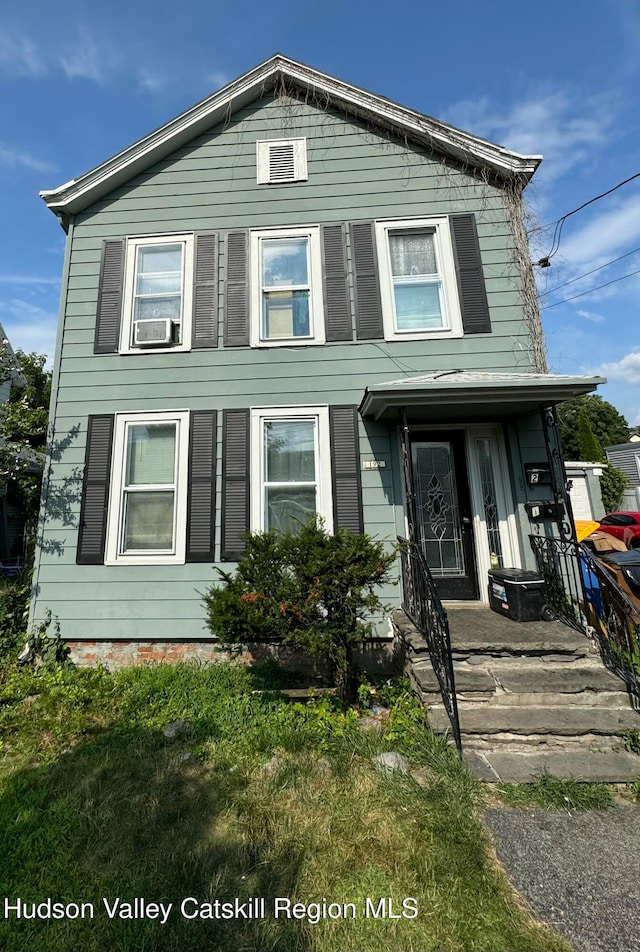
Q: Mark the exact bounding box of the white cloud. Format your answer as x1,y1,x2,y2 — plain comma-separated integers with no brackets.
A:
0,298,57,361
0,28,46,78
444,88,617,181
205,71,232,92
59,28,119,85
0,144,57,175
0,274,59,286
136,68,169,94
597,350,640,383
556,193,640,269
576,309,606,323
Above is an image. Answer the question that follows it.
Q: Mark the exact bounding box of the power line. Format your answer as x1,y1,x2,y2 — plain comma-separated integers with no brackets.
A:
533,171,640,263
540,245,640,297
540,267,640,310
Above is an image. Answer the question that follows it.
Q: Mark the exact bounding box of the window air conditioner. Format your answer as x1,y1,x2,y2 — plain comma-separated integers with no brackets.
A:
133,318,173,347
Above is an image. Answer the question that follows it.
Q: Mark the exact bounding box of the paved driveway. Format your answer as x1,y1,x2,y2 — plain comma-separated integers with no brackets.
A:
484,804,640,952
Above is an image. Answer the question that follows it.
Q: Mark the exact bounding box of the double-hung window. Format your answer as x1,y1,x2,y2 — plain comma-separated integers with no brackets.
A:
250,227,325,347
105,410,190,564
121,235,194,352
375,217,463,341
250,406,333,533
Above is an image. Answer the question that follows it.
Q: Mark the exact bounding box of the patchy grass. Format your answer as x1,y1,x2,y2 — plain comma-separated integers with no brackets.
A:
0,661,570,952
496,773,614,812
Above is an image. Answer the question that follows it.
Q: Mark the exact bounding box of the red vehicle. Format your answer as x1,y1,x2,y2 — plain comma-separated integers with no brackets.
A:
598,512,640,548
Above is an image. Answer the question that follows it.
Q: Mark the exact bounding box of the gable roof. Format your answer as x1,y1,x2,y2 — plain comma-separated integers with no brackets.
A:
40,54,541,220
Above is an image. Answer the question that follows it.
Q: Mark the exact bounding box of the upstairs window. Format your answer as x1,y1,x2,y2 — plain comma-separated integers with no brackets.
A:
121,235,193,352
256,138,308,184
250,227,325,347
375,217,463,341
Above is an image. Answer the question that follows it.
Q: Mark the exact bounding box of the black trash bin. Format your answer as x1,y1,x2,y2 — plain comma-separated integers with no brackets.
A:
488,568,546,622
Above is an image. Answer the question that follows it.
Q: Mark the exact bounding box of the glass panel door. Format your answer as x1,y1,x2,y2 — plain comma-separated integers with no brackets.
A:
411,432,478,599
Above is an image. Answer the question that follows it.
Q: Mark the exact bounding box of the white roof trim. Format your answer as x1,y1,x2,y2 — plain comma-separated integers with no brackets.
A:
40,54,542,216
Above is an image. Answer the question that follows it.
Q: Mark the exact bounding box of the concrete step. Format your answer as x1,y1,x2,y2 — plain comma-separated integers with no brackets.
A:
457,691,632,709
411,660,495,694
464,748,640,783
429,703,640,737
413,658,627,696
486,658,627,694
463,732,629,750
449,625,591,656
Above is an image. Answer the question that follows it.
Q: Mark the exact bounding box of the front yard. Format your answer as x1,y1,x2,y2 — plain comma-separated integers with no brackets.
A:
0,660,570,952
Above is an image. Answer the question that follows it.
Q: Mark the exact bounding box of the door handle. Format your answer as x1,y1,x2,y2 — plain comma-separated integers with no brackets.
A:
462,516,471,525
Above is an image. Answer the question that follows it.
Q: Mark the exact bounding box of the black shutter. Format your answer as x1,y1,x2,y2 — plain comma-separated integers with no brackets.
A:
330,406,363,534
450,214,491,334
77,415,114,564
322,224,351,341
192,233,218,348
223,231,250,346
186,411,217,561
94,240,125,353
221,409,250,560
351,222,383,340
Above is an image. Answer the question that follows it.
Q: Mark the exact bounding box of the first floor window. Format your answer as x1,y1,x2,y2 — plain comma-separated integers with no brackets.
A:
251,406,333,533
375,217,463,341
250,228,325,347
106,410,189,564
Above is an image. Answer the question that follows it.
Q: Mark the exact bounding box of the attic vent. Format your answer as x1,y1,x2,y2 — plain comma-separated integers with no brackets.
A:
256,138,308,184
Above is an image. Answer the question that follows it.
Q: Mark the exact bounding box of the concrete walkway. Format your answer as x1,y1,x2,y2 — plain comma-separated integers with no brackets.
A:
484,803,640,952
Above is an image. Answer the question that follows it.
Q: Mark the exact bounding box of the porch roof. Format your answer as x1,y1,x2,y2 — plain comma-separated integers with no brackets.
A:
359,372,605,422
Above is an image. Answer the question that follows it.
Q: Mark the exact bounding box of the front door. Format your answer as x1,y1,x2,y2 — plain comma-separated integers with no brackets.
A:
411,432,479,599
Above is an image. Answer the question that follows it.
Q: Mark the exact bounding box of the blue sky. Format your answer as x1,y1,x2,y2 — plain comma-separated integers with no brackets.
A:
1,0,639,425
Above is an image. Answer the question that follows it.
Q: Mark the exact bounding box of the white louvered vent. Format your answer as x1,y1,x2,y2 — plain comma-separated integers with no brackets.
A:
257,138,308,184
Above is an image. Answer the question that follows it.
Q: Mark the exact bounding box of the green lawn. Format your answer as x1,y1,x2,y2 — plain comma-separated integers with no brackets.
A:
0,660,570,952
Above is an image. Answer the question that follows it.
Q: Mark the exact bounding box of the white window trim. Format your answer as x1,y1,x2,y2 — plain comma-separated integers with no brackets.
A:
105,409,190,565
256,138,308,184
250,405,333,534
249,226,325,348
375,217,463,342
120,234,194,354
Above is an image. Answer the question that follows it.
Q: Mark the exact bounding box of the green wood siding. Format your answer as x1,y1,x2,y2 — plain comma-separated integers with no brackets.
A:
32,93,540,639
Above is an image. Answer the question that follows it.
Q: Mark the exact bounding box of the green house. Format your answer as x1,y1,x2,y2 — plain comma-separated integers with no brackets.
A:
32,54,603,662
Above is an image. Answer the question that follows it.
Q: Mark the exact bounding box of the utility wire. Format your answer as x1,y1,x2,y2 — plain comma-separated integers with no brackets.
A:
540,267,640,310
533,171,640,262
540,245,640,297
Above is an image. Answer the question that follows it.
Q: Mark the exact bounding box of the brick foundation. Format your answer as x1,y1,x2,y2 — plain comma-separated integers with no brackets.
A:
68,639,327,673
67,638,395,676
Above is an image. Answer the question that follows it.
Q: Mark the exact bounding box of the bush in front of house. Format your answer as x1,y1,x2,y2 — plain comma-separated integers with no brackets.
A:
0,568,32,663
202,519,396,701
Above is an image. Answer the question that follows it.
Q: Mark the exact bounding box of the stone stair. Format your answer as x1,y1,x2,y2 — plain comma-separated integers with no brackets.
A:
392,607,640,782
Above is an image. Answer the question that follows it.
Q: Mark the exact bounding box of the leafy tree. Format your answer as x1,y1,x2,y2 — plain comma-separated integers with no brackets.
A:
558,395,629,459
577,407,605,462
203,519,396,702
0,347,51,554
600,465,627,513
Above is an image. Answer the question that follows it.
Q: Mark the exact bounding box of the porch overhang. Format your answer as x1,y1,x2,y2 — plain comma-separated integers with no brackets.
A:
359,372,605,423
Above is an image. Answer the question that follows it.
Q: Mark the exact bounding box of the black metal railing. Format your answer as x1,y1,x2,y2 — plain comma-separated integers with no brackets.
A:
399,538,462,754
530,535,640,699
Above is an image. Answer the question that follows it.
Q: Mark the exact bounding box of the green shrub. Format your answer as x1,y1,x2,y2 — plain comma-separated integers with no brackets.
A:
0,567,32,662
600,464,627,512
203,519,396,701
